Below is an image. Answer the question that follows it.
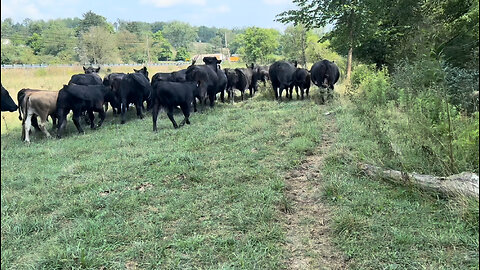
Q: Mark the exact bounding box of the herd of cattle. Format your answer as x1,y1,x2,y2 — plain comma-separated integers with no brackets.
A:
1,58,339,142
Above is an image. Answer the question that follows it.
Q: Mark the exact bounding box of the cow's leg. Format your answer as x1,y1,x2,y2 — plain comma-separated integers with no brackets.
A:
272,83,278,100
166,107,178,129
23,114,32,143
306,87,310,98
241,90,245,101
136,98,144,119
193,97,198,112
220,90,225,103
289,86,294,99
249,86,253,98
152,102,160,132
104,103,109,113
31,116,41,132
96,106,106,128
279,87,284,100
88,110,95,129
179,103,191,126
38,115,52,139
209,94,215,107
120,99,127,124
51,115,57,129
57,110,67,138
295,86,300,100
72,110,84,134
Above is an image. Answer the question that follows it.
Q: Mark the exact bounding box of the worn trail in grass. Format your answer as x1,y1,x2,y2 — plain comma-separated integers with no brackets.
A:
283,112,347,270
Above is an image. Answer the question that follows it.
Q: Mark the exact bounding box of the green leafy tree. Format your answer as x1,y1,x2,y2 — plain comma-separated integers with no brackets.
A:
152,31,173,61
238,27,280,63
175,47,190,61
281,24,308,66
41,22,76,58
79,26,119,64
162,21,197,49
277,0,368,80
198,26,218,42
76,11,113,36
26,33,43,55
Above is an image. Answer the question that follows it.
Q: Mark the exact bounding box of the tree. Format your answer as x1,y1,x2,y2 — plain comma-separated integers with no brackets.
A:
152,31,173,61
162,21,197,49
76,11,113,36
281,24,308,66
237,27,280,63
79,26,119,64
26,33,42,55
175,47,190,61
41,22,76,58
198,26,217,42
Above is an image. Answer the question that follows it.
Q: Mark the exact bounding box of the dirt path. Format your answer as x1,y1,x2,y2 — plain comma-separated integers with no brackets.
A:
283,112,348,270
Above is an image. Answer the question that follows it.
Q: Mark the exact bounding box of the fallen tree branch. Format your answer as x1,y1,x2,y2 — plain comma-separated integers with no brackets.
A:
358,163,479,200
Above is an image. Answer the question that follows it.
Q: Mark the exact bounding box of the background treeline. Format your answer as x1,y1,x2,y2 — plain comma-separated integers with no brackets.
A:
1,11,340,66
279,0,479,175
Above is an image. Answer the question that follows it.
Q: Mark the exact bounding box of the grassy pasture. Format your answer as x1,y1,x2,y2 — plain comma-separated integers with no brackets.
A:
1,70,325,268
1,66,478,269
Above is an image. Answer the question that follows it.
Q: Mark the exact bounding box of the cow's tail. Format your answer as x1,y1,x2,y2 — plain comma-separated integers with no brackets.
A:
22,95,31,126
18,104,23,121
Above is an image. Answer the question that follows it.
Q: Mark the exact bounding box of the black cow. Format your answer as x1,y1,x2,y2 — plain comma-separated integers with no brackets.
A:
70,66,102,86
152,69,187,85
293,68,311,100
186,57,227,108
117,67,152,124
171,69,187,82
1,84,18,112
151,81,201,131
234,65,254,101
224,68,238,101
103,73,125,114
151,69,187,91
268,61,297,100
310,60,340,102
254,65,270,87
56,84,108,138
83,66,100,74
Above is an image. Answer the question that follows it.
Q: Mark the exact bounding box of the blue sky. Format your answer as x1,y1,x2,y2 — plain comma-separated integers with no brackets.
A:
1,0,297,31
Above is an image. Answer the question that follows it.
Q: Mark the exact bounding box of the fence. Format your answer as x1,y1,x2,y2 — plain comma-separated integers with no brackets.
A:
0,62,189,69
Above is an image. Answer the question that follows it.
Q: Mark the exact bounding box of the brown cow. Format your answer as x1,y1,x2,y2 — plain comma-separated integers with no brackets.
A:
22,90,59,142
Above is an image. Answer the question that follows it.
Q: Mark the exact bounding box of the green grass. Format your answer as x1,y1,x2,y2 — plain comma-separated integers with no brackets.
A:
321,100,479,270
1,91,324,269
1,81,478,269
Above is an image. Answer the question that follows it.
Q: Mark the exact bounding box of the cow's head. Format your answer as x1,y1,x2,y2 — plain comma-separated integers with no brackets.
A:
1,85,18,112
134,67,149,80
203,57,221,66
83,66,100,74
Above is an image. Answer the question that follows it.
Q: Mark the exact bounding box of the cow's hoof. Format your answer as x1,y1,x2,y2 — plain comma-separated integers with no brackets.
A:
121,121,126,124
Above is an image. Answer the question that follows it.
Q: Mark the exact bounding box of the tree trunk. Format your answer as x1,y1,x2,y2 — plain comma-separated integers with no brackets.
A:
358,163,479,200
346,8,354,82
346,46,353,81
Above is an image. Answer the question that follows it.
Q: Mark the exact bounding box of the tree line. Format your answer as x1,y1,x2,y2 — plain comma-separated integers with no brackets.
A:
1,11,340,66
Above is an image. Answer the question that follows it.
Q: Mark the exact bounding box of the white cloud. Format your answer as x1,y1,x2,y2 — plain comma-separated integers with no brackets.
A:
1,0,43,20
141,0,207,8
263,0,290,5
205,4,230,14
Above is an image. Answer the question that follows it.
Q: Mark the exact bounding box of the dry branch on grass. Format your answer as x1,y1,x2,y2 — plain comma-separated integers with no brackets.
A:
358,163,479,200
